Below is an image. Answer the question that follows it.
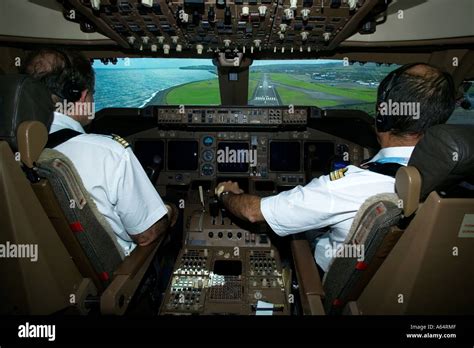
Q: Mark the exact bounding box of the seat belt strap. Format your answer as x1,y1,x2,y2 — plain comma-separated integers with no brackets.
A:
46,129,82,148
362,162,403,178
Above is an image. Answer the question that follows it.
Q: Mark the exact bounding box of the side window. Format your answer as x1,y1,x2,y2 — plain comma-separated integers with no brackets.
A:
447,81,474,125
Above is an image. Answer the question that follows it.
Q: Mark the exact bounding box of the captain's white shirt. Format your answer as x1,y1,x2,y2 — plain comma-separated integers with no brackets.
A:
261,146,414,272
50,112,168,255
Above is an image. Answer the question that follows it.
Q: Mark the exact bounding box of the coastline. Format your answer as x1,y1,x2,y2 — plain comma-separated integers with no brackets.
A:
144,78,216,106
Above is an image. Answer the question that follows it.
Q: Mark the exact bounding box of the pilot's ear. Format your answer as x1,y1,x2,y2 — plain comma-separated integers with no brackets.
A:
79,89,89,102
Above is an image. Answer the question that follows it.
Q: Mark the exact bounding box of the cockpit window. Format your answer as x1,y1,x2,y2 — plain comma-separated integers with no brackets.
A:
448,81,474,125
93,58,219,111
249,60,400,116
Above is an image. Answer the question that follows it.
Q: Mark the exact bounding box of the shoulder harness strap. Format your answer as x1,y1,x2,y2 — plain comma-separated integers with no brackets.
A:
46,129,82,148
362,162,403,178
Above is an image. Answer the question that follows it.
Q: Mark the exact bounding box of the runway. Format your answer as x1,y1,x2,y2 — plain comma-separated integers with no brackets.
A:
250,73,281,105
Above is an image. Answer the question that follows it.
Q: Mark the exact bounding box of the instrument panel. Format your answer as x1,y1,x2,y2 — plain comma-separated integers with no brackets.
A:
154,105,308,126
127,105,370,315
133,102,368,191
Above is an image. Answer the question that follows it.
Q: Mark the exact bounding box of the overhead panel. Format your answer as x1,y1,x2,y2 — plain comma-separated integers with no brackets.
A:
61,0,387,57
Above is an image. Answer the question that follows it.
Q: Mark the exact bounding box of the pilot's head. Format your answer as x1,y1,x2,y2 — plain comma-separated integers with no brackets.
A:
23,48,95,126
375,63,456,147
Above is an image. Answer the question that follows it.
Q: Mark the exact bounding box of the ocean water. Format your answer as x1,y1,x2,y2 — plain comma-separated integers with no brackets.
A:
93,68,216,111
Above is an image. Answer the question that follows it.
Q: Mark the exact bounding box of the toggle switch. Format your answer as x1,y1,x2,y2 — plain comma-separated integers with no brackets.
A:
258,5,267,17
216,0,226,10
196,44,204,54
182,12,189,23
290,0,297,10
242,6,249,17
280,23,288,32
284,8,294,20
301,31,308,41
301,8,310,21
91,0,101,10
163,44,170,54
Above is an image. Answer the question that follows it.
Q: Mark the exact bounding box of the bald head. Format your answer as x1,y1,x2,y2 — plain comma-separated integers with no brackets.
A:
376,62,456,141
404,63,441,78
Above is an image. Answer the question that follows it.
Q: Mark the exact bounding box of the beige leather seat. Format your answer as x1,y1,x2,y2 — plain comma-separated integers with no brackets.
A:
0,75,167,315
292,124,474,315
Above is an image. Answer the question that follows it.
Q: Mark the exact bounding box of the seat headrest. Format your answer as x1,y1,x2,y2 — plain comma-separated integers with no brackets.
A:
408,124,474,200
0,75,54,151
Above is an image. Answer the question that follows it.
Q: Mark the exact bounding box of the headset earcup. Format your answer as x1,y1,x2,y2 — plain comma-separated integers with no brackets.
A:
62,79,82,102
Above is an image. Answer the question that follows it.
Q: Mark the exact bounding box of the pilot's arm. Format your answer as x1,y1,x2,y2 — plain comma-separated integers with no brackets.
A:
112,146,177,247
216,177,342,236
130,204,178,246
216,181,264,223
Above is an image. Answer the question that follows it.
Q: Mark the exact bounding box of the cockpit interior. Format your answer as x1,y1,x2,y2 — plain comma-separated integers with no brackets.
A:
0,0,473,327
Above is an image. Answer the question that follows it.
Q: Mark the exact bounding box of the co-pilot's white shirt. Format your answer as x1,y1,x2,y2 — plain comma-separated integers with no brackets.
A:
50,112,167,255
261,146,414,272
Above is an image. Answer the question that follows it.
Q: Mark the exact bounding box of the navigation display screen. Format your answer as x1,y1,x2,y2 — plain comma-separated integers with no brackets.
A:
134,140,165,171
217,142,250,173
167,140,199,171
270,141,301,172
304,141,335,173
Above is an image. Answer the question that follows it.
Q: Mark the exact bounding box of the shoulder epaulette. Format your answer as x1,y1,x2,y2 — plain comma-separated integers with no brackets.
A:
111,134,130,148
329,167,348,181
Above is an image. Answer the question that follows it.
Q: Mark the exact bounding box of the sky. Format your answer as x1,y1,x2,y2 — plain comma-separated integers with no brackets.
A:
93,58,338,69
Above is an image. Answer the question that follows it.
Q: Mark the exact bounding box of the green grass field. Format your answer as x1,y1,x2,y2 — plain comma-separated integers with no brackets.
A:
269,73,377,102
338,102,377,116
166,79,220,105
275,87,340,107
248,79,258,100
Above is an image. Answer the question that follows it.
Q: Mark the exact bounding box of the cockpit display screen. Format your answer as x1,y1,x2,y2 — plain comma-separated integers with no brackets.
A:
133,140,165,171
270,141,301,172
167,140,199,171
217,142,250,173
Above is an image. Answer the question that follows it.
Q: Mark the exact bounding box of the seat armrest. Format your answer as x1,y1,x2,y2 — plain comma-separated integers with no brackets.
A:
100,239,162,315
291,239,325,315
114,242,159,277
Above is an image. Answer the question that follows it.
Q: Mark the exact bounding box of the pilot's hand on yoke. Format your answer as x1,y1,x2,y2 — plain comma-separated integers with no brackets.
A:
215,181,244,197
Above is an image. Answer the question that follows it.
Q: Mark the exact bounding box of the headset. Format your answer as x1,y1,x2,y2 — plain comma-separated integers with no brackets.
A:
41,49,83,103
375,63,419,132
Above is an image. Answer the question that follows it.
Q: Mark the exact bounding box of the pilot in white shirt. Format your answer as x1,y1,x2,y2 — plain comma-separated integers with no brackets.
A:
24,48,173,255
50,112,168,255
260,147,413,271
215,63,456,273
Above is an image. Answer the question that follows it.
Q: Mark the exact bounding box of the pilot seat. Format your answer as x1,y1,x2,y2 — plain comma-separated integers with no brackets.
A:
292,123,474,315
0,75,169,315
